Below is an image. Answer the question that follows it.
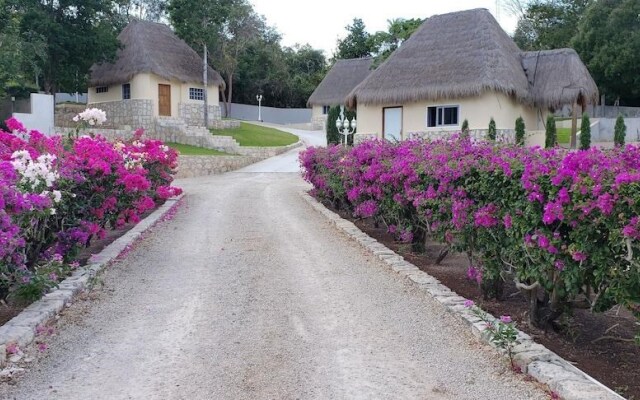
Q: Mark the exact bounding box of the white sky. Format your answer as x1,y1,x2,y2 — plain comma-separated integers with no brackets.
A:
250,0,519,57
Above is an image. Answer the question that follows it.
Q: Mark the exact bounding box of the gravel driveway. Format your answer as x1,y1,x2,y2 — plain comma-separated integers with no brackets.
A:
0,128,546,399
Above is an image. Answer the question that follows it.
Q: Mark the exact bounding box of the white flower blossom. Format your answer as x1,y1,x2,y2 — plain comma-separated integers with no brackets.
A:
73,107,107,127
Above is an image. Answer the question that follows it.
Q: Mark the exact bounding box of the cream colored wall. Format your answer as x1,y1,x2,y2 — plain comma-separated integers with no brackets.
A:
311,105,325,118
357,92,548,139
87,85,121,103
88,74,151,104
179,83,220,106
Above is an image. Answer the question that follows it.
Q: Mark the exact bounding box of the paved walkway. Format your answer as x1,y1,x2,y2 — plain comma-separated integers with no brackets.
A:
0,127,546,399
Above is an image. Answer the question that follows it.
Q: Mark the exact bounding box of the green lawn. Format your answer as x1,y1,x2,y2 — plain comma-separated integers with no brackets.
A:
557,127,571,144
211,122,298,147
167,142,229,156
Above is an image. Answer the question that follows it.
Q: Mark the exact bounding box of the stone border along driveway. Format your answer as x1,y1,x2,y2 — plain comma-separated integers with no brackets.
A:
0,194,185,368
301,192,625,400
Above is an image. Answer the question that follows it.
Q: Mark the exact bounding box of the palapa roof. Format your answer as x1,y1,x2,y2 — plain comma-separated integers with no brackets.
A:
521,49,599,109
307,57,374,107
347,9,598,110
89,19,225,89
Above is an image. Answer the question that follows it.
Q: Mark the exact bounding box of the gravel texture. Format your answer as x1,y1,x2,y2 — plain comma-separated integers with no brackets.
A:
0,129,547,399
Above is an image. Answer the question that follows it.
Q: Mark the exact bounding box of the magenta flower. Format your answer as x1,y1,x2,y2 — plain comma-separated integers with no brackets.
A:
464,299,475,308
500,315,512,323
572,251,587,262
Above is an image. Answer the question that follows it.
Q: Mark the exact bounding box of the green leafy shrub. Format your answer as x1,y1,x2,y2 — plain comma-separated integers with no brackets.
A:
487,118,496,141
615,114,626,147
545,115,556,148
327,106,356,146
515,117,525,146
579,113,591,150
461,119,470,138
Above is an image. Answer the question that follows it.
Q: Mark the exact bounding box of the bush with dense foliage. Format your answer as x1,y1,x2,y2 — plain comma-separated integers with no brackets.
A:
615,114,627,147
300,138,640,339
515,117,525,146
487,118,496,141
1,116,181,302
545,115,556,148
579,113,591,150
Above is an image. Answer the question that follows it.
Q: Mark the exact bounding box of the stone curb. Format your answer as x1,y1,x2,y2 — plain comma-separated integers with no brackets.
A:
300,192,625,400
0,193,186,365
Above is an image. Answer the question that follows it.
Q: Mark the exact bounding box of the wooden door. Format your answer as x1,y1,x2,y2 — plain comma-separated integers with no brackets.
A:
383,107,403,141
158,84,171,116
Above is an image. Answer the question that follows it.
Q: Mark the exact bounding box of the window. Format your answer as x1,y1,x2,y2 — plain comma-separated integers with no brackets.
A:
189,87,204,101
322,105,330,115
96,86,108,94
122,83,131,100
427,105,459,127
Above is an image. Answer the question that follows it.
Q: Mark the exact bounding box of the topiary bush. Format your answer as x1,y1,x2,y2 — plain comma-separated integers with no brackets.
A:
615,114,626,147
461,119,470,138
579,113,591,150
545,115,556,148
327,106,356,146
515,117,525,146
487,118,496,141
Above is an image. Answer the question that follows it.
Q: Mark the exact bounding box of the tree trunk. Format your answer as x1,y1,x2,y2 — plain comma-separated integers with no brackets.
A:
227,72,233,117
220,86,229,117
570,102,578,149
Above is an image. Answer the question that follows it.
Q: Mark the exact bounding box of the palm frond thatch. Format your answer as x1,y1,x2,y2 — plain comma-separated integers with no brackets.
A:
307,57,373,107
521,49,598,109
89,19,225,89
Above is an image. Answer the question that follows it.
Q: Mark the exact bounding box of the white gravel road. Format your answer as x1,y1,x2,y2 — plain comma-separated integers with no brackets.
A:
0,127,547,400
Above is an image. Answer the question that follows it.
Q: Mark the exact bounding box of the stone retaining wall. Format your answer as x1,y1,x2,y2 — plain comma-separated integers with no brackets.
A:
178,103,222,127
54,104,86,128
176,141,302,178
88,100,154,130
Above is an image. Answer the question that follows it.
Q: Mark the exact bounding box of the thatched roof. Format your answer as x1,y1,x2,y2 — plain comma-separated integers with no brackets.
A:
89,19,225,89
347,8,598,110
521,49,598,109
307,57,373,107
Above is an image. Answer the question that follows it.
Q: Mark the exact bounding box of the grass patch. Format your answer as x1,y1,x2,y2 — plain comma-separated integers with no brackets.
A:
557,128,571,144
211,122,298,147
167,142,229,156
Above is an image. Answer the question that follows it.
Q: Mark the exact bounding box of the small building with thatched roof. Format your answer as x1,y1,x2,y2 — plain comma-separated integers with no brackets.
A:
307,57,373,130
88,19,225,128
347,8,598,142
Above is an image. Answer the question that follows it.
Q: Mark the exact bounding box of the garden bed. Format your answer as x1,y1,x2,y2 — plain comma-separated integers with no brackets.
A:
0,207,156,326
329,204,639,399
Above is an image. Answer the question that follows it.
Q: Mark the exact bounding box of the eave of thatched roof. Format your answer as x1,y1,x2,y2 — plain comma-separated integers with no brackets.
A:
89,19,225,89
307,57,374,107
346,9,531,108
521,49,598,109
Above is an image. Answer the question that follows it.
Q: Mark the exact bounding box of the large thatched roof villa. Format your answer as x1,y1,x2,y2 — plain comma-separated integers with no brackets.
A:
307,57,373,130
88,19,225,129
346,8,598,142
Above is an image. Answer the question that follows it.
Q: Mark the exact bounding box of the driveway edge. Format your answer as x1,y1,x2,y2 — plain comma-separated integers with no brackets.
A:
301,191,624,400
0,194,186,364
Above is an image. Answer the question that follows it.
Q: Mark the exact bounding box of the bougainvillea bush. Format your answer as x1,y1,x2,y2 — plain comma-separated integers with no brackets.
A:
300,138,640,339
0,117,181,302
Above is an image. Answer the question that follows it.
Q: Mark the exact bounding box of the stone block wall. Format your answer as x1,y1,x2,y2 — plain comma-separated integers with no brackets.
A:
179,103,222,127
54,104,86,128
409,129,516,144
312,115,327,131
176,155,262,178
89,100,154,130
210,119,241,130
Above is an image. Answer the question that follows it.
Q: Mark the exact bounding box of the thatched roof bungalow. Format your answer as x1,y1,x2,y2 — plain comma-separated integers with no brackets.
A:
347,8,598,142
88,19,225,124
307,57,373,129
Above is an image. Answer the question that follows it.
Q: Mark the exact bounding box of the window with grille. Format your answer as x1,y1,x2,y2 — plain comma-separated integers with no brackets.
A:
122,84,131,100
189,88,204,101
96,86,108,93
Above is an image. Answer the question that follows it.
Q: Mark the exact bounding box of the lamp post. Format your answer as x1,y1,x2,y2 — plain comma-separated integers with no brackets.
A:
256,94,263,122
335,105,356,146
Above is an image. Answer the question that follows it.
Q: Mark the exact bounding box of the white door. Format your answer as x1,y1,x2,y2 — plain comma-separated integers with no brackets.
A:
384,107,402,141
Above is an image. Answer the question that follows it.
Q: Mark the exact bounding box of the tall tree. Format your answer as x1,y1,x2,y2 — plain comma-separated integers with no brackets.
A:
118,0,167,22
370,18,422,65
334,18,375,59
572,0,640,105
513,0,589,50
14,0,124,94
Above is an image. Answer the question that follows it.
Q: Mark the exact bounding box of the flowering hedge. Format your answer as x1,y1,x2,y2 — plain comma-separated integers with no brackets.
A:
1,117,181,302
301,138,640,335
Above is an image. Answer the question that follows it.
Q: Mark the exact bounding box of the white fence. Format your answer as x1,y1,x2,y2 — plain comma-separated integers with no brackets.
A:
13,93,55,135
556,104,640,118
226,103,311,125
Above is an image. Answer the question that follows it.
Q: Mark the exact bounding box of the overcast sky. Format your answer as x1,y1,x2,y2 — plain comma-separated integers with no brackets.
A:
250,0,519,57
